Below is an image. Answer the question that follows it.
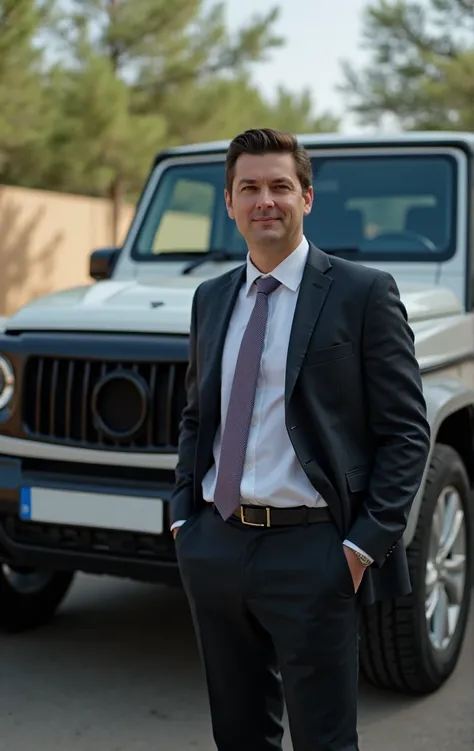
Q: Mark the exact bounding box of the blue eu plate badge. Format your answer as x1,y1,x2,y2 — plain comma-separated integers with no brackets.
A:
19,487,32,520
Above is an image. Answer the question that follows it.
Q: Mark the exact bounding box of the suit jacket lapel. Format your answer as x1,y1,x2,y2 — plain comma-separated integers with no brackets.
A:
201,263,246,413
195,264,246,490
285,244,333,404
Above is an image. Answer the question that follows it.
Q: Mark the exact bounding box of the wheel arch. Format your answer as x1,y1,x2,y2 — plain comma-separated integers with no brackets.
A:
404,377,474,546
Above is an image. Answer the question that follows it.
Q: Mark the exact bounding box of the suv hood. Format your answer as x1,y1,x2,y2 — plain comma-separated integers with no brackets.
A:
4,278,462,334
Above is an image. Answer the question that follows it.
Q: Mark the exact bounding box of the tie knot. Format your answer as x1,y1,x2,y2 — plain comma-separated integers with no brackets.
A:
255,275,281,296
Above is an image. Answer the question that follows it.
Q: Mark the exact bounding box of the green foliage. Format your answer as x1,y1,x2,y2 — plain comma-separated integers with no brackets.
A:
0,0,338,222
0,1,54,184
43,53,166,197
341,0,474,130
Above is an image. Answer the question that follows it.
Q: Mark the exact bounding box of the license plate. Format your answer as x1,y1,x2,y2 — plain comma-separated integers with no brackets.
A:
19,486,164,534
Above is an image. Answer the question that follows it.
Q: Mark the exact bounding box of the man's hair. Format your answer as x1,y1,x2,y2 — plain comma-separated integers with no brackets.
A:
225,128,312,195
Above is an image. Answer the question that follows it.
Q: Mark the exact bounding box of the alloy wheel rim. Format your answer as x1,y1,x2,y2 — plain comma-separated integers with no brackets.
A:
425,486,467,652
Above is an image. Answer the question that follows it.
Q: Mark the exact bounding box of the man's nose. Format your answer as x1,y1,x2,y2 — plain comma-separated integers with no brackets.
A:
256,188,275,209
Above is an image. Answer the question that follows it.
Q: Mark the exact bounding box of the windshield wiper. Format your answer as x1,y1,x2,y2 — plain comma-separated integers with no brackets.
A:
181,250,240,275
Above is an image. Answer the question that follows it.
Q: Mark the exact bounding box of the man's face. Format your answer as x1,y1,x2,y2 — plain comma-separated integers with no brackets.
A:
225,152,313,250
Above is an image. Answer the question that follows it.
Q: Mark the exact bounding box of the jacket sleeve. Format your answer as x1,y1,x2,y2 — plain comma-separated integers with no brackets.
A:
347,272,431,567
170,285,200,525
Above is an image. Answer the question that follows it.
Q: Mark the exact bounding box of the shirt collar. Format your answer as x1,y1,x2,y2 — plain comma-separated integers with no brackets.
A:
245,236,309,296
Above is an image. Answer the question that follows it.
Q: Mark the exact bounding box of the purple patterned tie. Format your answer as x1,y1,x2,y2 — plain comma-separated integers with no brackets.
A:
213,275,281,520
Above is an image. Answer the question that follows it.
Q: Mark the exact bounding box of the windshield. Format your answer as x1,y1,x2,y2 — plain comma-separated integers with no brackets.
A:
132,152,457,263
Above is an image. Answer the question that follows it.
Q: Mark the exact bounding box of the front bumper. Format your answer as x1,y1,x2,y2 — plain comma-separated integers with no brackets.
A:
0,455,181,585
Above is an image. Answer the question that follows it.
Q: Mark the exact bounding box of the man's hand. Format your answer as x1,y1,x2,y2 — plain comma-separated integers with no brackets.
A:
343,545,368,593
171,520,187,540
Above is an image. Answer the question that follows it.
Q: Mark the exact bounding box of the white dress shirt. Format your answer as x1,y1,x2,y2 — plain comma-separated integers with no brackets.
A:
172,236,372,562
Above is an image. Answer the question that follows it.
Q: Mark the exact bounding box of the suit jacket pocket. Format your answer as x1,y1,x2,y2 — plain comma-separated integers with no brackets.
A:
305,341,354,367
346,467,369,494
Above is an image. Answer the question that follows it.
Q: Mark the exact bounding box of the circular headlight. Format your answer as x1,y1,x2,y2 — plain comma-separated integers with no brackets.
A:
0,356,15,410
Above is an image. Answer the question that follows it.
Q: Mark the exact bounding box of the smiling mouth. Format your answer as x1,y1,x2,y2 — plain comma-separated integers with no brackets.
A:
253,217,280,223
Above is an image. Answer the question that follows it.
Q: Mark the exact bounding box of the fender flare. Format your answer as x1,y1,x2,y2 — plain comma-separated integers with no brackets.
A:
404,376,474,545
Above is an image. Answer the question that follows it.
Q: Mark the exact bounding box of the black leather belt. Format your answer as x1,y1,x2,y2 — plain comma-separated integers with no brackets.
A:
231,504,332,528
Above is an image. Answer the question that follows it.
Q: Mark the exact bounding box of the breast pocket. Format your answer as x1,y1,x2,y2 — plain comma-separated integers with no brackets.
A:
304,341,354,367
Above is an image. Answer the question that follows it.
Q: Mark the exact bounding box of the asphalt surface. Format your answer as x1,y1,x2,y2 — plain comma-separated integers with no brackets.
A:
0,574,472,751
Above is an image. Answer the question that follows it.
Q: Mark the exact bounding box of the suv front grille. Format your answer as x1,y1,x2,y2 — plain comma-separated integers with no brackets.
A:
22,356,187,450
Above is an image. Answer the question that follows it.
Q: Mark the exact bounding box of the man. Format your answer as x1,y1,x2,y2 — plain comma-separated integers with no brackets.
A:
170,128,430,751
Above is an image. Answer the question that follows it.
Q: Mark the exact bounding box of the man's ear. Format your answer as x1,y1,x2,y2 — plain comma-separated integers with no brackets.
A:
224,189,235,220
303,186,314,216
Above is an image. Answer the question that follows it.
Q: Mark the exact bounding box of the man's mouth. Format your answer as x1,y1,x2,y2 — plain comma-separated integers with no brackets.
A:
253,217,280,223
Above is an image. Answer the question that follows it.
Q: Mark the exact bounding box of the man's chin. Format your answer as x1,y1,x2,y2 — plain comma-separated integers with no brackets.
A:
251,226,284,243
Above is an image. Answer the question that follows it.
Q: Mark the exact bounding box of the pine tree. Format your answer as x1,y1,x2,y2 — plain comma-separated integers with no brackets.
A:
44,0,337,237
0,0,54,186
340,0,474,130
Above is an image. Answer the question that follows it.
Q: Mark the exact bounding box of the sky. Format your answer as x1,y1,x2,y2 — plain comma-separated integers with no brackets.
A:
222,0,373,133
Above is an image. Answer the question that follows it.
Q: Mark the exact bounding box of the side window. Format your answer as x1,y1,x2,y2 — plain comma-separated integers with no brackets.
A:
152,179,215,253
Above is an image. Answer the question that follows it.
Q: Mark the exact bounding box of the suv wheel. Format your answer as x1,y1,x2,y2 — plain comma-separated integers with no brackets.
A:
0,566,74,633
359,444,472,694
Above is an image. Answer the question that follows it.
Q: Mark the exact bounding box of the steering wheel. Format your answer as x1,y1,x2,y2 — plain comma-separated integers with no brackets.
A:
361,230,437,252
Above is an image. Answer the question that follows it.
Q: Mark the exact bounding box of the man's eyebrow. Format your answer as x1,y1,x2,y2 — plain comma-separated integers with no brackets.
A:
237,177,295,185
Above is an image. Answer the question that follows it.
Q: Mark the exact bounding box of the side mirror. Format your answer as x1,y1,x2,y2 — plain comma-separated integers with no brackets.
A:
89,246,120,281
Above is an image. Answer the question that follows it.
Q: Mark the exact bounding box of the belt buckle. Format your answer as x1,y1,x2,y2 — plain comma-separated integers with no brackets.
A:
240,506,271,527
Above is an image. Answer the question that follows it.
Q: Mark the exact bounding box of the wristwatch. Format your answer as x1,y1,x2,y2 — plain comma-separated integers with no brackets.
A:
353,550,372,567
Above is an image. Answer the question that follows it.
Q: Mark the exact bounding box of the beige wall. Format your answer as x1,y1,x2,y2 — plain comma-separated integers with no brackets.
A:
0,184,135,316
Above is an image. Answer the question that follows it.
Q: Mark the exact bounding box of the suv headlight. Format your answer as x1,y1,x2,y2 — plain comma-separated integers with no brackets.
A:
0,355,15,410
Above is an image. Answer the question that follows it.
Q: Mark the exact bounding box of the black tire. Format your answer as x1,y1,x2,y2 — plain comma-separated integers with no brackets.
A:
0,566,75,633
359,443,472,695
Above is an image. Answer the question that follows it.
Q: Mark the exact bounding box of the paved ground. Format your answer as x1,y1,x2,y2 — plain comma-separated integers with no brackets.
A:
0,574,472,750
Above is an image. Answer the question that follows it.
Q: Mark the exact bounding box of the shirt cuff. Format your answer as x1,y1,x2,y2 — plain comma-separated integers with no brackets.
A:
170,520,186,531
343,539,374,565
